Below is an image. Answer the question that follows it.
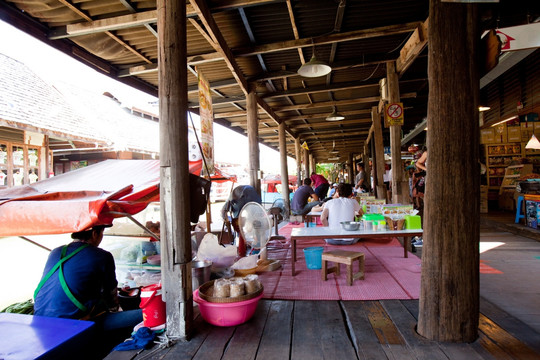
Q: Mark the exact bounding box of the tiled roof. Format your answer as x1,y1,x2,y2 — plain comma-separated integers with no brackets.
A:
0,53,159,154
0,53,108,143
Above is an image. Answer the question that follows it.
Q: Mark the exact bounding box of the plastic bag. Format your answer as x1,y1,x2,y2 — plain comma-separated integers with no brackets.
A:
230,255,258,270
196,233,237,270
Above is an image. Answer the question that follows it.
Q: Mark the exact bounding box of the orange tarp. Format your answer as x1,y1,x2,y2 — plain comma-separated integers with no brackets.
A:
0,159,232,237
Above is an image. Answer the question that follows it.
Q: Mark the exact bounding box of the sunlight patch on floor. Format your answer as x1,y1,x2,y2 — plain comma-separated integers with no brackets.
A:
479,241,505,254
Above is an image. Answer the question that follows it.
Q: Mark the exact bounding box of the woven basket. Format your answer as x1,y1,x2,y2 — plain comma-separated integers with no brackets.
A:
198,280,263,303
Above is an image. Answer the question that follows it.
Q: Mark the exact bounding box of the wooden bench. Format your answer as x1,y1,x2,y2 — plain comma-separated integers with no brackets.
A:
290,226,423,276
322,250,365,285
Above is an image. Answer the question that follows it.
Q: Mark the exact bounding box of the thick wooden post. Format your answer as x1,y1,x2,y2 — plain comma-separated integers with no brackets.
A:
295,138,302,186
303,148,310,177
372,106,386,199
418,0,480,342
279,123,290,217
247,90,261,196
310,153,316,175
157,0,192,339
363,144,372,192
348,153,354,184
387,61,405,204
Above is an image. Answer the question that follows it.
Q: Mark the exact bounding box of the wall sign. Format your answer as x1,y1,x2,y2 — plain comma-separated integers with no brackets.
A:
384,102,404,126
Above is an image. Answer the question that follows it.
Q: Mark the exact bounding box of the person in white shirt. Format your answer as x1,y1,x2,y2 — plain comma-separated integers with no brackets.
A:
321,183,362,245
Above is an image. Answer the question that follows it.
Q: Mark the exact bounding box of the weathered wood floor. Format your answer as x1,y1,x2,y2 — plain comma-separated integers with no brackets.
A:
106,296,540,360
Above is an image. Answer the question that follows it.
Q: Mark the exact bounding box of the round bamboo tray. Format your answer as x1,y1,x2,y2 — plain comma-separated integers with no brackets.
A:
198,280,263,303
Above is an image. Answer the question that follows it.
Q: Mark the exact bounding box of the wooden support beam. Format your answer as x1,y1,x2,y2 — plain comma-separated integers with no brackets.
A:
157,0,192,339
396,18,429,76
371,106,386,200
279,122,290,217
295,138,302,184
387,61,405,204
247,90,261,195
417,2,480,342
49,10,158,39
234,22,421,57
189,0,249,94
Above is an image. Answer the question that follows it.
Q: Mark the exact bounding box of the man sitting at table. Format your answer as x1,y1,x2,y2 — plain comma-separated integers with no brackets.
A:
291,178,321,216
321,183,362,245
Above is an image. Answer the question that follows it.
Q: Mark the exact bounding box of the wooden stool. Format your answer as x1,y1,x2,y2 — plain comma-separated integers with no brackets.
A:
322,250,365,286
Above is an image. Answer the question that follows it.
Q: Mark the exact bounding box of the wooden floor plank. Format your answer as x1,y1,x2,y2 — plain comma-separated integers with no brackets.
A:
291,301,357,360
380,300,448,360
341,301,395,359
291,301,325,360
401,300,419,320
316,301,359,359
191,325,235,360
144,316,213,359
360,301,416,359
222,300,272,360
479,313,540,360
256,301,294,360
480,297,540,354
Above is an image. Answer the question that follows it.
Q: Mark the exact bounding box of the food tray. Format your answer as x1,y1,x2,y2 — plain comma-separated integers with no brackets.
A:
198,280,263,303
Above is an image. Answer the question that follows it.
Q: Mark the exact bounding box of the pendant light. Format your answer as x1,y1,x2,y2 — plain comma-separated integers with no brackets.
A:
297,44,331,78
526,134,540,150
326,107,344,121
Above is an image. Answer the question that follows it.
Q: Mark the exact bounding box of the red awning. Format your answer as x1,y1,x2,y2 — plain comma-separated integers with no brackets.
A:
0,159,233,237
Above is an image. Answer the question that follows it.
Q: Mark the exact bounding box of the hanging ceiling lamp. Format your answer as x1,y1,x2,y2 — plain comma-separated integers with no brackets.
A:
297,44,331,78
326,108,344,121
526,134,540,150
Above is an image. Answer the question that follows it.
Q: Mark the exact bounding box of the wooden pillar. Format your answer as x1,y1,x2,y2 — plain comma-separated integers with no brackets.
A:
310,153,316,175
303,148,310,178
157,0,192,339
348,153,354,184
363,144,372,192
417,0,480,342
372,106,386,199
387,61,405,204
279,123,290,217
247,90,261,196
295,138,302,186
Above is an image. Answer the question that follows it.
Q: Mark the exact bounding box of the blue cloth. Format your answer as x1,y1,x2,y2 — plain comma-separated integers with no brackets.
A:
34,242,117,319
112,327,156,351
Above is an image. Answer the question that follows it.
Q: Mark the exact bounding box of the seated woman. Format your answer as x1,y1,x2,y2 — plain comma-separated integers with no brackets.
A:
320,183,362,245
34,225,143,357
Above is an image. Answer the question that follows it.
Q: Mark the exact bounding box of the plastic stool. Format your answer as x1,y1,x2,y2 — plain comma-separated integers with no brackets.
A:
515,195,525,224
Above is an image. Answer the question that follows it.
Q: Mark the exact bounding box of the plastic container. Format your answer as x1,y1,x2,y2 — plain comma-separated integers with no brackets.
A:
362,213,385,231
139,283,166,328
192,260,212,290
303,246,324,270
405,215,422,229
193,288,263,327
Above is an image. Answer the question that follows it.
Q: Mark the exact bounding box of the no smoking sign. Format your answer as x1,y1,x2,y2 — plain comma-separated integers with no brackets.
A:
384,102,404,126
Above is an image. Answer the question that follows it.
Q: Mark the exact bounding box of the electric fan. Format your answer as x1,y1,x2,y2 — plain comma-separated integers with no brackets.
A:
238,202,272,259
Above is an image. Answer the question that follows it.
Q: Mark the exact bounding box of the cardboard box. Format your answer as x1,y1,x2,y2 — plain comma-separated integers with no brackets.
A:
481,128,495,144
507,126,521,142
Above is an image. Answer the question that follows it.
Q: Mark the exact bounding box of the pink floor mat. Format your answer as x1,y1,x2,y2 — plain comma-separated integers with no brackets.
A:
259,223,421,301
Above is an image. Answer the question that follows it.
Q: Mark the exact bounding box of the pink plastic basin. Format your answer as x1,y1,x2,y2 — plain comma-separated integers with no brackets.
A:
193,289,263,327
